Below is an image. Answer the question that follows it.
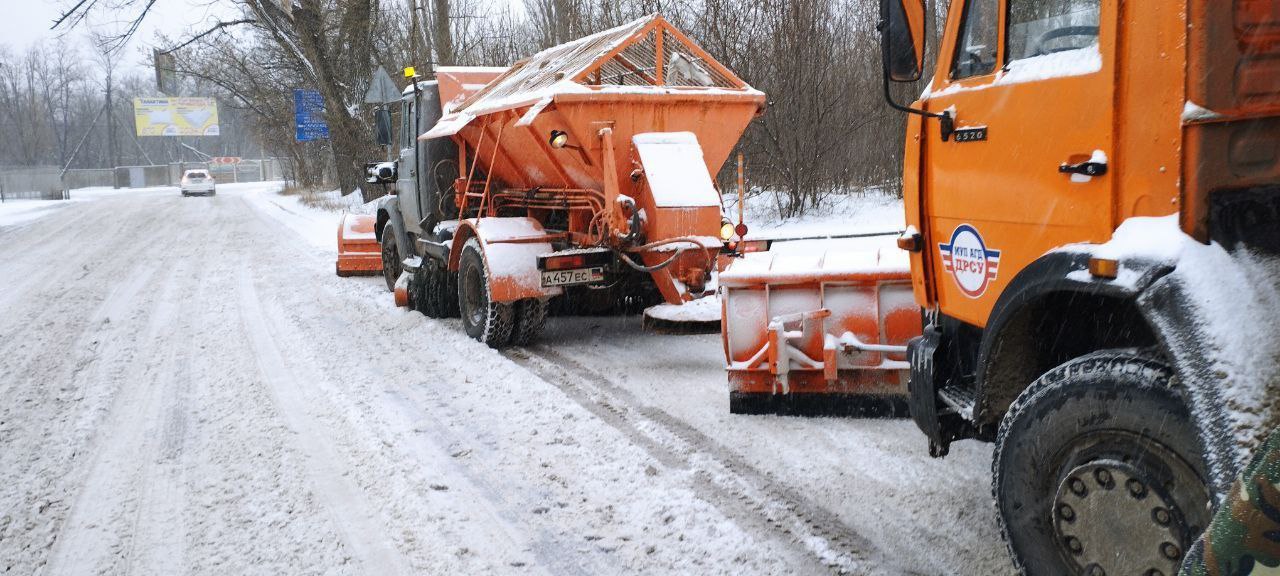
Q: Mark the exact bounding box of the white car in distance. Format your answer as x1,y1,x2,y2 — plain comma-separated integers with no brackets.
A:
180,169,216,196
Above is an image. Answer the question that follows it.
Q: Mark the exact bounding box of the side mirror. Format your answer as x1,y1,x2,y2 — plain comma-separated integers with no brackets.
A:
365,162,397,184
881,0,926,82
373,108,393,147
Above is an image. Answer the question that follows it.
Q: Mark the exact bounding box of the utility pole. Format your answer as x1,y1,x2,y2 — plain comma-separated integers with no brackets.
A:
431,0,453,67
408,0,421,68
106,65,118,169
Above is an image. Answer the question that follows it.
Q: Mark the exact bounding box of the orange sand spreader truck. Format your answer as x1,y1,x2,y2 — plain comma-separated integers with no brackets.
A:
361,15,765,348
871,0,1280,573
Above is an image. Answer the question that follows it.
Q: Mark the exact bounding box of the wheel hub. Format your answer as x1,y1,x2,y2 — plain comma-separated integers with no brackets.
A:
462,266,484,325
1052,459,1187,576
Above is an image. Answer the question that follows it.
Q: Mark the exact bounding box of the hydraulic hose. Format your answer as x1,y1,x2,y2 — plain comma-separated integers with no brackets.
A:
618,237,717,273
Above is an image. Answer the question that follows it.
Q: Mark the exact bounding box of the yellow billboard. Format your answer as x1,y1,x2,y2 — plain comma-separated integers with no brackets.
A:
133,97,220,137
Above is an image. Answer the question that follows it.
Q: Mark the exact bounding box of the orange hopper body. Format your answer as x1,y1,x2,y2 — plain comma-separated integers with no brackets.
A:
419,14,767,305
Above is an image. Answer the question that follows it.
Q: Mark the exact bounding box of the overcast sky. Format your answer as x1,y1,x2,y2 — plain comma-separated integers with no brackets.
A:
5,0,243,73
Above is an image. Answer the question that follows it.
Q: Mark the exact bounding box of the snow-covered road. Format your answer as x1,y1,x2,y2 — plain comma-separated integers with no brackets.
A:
0,183,1014,575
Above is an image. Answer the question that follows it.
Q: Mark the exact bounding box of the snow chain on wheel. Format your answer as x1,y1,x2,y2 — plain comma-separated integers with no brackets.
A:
380,229,401,292
458,239,513,347
412,258,457,319
510,298,549,346
992,349,1211,576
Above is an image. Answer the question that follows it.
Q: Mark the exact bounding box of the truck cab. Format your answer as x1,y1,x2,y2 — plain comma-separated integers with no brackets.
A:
881,0,1280,572
367,68,505,291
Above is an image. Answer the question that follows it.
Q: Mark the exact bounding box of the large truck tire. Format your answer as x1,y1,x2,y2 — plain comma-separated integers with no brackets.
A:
993,349,1211,576
412,258,457,319
458,239,513,347
510,298,548,346
380,230,401,292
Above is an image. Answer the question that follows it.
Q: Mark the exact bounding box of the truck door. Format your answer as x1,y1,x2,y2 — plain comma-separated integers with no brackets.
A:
398,97,423,235
920,0,1116,327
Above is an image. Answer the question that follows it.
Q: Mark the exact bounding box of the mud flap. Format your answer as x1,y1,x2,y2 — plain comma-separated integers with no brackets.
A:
1138,276,1247,503
908,327,952,457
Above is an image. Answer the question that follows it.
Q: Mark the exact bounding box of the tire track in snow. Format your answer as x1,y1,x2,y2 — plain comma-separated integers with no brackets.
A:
505,345,907,576
235,266,414,576
236,193,593,574
0,197,155,332
0,197,188,575
42,259,186,575
118,199,230,576
239,193,795,574
232,187,904,573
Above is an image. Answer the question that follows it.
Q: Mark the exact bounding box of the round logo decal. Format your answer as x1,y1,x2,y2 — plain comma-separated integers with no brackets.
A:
939,224,1001,298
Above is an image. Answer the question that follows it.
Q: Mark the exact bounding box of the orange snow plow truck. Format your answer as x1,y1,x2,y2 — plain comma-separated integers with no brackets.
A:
868,0,1280,573
365,15,765,347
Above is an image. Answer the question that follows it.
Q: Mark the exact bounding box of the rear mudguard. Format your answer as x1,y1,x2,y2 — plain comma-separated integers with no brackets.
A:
448,217,563,303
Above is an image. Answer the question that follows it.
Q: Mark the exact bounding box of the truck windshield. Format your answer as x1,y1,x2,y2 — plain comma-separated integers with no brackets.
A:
1007,0,1100,62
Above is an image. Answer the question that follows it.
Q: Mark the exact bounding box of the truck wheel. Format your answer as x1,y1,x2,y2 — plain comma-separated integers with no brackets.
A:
510,298,548,346
413,259,457,319
993,349,1211,576
458,239,513,347
380,231,401,292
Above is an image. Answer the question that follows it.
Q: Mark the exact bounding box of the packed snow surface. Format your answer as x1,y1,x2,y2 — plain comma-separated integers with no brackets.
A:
0,185,174,229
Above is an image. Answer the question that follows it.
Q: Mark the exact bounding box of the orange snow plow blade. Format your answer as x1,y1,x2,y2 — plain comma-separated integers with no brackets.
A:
720,240,920,416
335,212,382,277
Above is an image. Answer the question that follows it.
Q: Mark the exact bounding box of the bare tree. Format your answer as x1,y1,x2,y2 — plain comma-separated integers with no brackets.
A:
431,0,454,65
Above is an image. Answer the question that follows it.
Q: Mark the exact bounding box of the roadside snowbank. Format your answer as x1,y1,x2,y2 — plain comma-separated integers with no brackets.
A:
726,189,905,241
0,185,175,229
237,184,375,251
0,200,66,228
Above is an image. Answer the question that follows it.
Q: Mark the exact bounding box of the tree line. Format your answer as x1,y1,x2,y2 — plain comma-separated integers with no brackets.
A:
24,0,949,215
0,38,262,172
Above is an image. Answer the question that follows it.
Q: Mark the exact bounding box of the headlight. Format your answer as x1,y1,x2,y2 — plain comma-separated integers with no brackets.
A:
720,222,735,241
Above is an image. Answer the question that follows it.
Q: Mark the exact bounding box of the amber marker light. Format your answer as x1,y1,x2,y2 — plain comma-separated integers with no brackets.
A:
1088,257,1120,279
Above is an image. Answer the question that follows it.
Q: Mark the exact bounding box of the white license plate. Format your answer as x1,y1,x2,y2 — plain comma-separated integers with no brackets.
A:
541,267,604,287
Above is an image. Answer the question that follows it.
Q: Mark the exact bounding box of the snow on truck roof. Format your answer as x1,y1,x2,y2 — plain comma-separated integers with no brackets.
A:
420,13,761,140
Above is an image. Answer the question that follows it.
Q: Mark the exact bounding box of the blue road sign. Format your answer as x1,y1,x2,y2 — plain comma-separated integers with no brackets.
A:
294,89,329,142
